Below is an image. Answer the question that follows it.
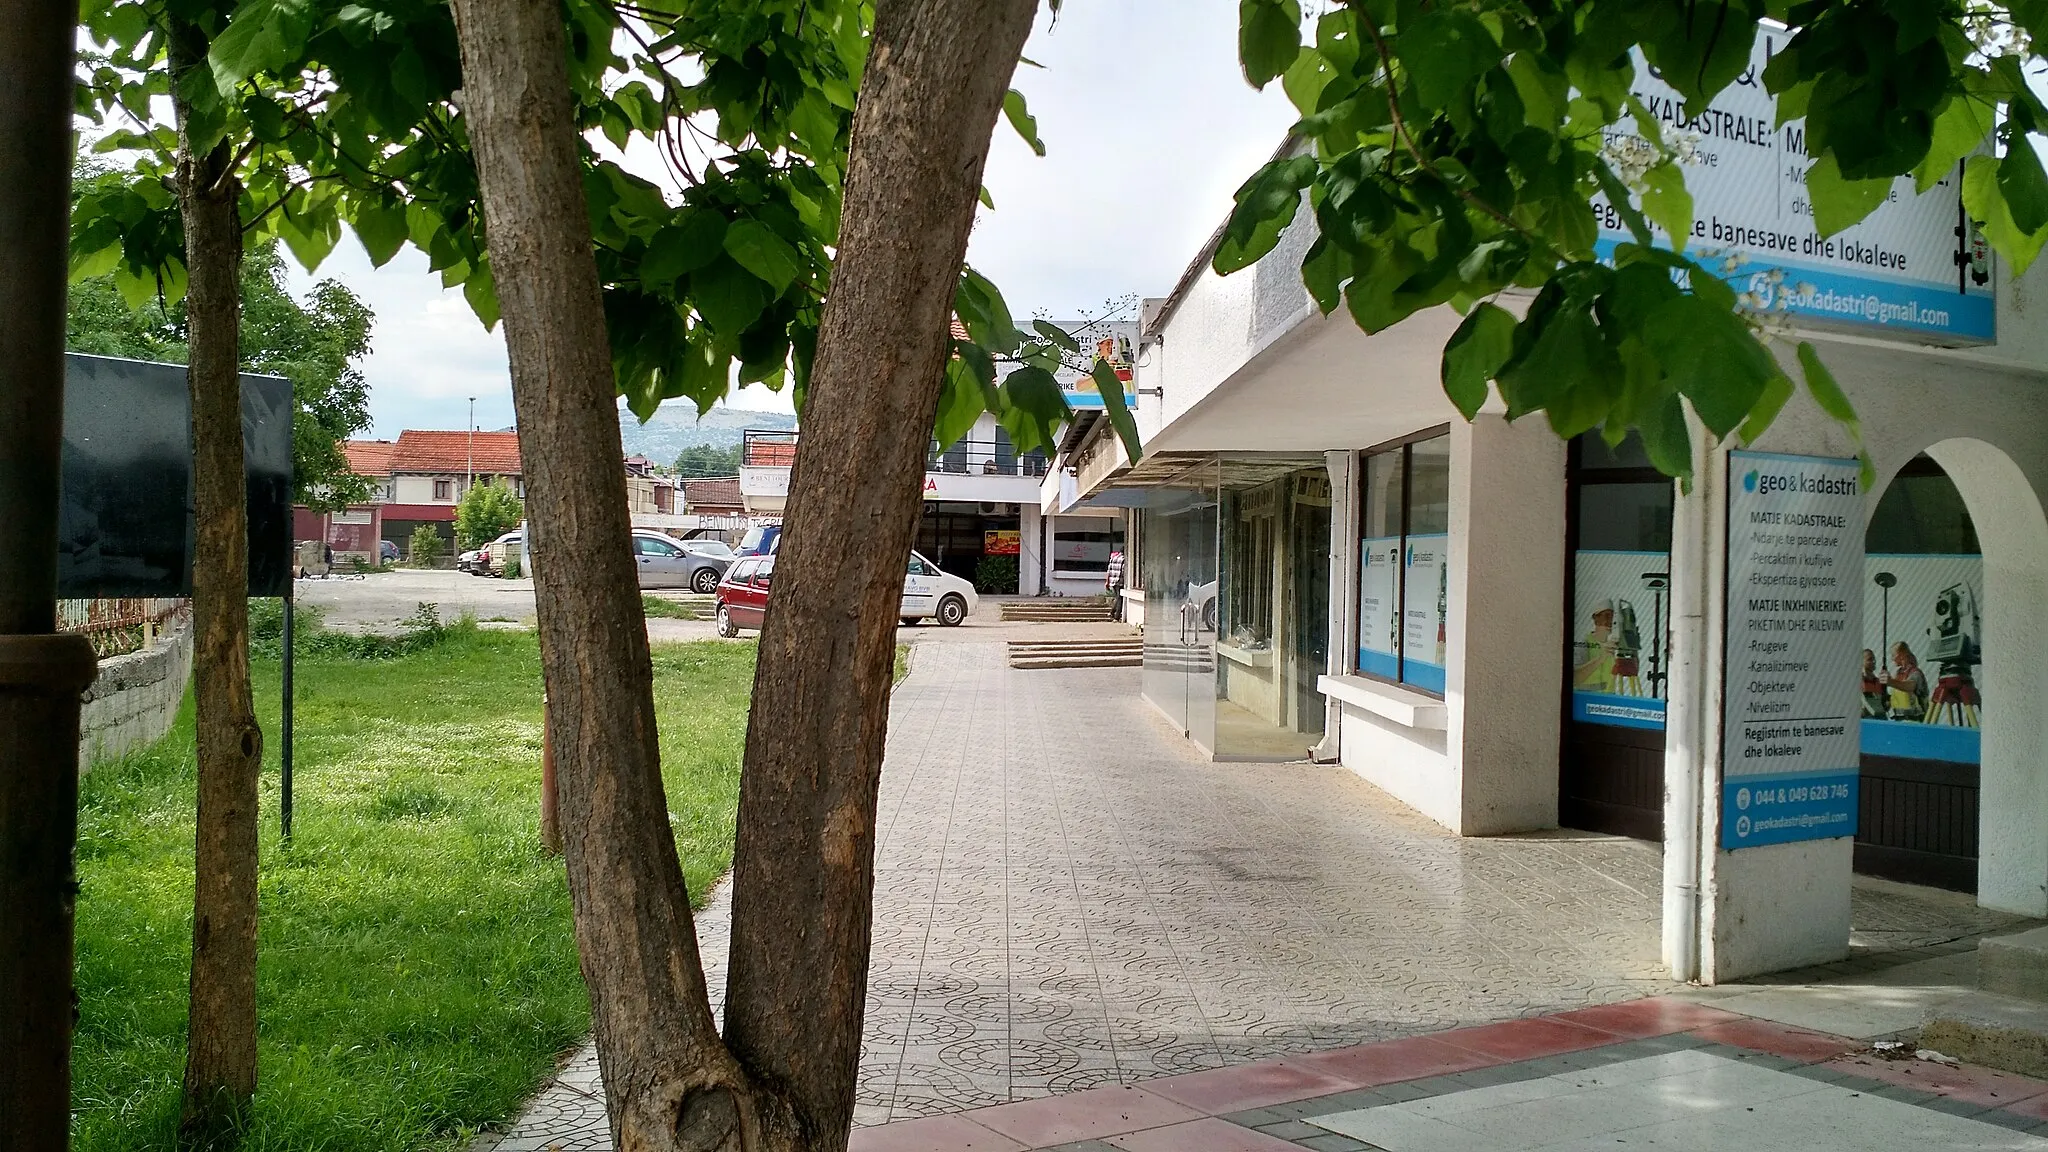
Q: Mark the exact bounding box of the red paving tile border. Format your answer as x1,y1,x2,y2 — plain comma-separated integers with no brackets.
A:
846,1113,1026,1152
1431,1016,1621,1061
1549,996,1746,1039
1105,1117,1306,1152
1283,1034,1501,1087
1140,1060,1357,1114
850,999,2048,1151
1688,1017,1860,1063
1827,1052,2048,1109
968,1085,1203,1148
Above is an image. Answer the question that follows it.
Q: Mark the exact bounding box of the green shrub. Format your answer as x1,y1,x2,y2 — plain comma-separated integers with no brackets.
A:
247,599,327,644
455,479,524,550
407,524,444,567
502,551,522,579
975,553,1019,594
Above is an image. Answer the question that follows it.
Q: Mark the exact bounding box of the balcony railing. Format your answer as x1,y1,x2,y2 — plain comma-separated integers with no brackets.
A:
741,428,799,467
745,427,1048,478
927,437,1049,477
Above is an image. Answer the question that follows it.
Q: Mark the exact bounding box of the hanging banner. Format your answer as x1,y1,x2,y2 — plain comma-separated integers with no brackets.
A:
1595,31,1994,345
1722,450,1865,850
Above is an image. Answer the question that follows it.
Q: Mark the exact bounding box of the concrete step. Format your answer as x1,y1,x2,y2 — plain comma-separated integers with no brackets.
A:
1000,602,1113,621
1009,654,1144,670
1911,929,2048,1079
1008,639,1142,651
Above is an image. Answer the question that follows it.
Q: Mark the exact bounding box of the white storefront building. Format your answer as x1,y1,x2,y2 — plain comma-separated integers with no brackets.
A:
1057,37,2048,982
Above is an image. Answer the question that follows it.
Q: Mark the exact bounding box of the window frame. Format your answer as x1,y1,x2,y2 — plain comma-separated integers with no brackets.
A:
433,478,453,500
1355,424,1451,698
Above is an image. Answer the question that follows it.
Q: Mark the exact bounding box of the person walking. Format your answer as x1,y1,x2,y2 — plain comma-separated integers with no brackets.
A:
1104,549,1126,622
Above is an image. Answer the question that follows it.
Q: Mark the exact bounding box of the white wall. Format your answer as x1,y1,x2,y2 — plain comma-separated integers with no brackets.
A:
1686,305,2048,977
1328,417,1565,835
392,475,455,504
1447,417,1568,834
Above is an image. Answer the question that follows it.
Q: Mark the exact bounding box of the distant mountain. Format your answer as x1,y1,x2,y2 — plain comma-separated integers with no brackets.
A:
617,404,797,464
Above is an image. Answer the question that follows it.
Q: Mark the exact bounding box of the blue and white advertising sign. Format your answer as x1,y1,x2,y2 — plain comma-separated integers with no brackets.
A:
1596,31,1994,345
1722,451,1865,850
1046,318,1140,411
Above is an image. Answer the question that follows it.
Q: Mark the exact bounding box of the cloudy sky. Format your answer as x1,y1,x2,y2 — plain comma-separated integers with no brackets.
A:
289,2,1296,438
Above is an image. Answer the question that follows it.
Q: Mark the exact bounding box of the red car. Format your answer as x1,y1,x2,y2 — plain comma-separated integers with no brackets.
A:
714,556,773,637
714,549,977,637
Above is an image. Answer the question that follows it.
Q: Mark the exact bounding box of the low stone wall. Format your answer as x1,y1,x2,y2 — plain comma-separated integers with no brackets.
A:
79,616,194,773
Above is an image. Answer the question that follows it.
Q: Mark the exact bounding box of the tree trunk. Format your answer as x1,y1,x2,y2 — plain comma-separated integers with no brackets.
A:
447,0,753,1147
171,26,263,1146
722,0,1037,1144
451,0,1032,1146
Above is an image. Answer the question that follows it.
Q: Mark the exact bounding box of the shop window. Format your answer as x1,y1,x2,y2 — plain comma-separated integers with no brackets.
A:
1224,481,1280,644
1052,518,1122,576
1568,433,1675,730
1356,429,1451,694
1864,455,1981,763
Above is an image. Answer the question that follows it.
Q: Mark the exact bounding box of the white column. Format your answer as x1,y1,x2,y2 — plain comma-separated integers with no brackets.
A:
1019,504,1043,596
1315,450,1355,761
1446,416,1567,835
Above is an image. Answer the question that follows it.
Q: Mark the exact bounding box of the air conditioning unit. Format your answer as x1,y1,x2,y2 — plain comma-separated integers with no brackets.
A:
979,502,1000,515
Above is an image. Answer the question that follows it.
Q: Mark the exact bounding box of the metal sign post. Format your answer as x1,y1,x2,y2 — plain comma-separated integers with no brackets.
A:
282,581,295,841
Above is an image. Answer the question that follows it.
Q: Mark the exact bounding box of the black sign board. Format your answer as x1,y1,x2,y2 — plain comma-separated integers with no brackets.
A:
58,353,293,597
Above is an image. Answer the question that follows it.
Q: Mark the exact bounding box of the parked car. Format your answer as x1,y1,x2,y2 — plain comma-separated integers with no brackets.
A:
735,523,781,557
380,539,400,564
633,529,733,593
457,547,484,574
479,530,522,576
714,550,975,637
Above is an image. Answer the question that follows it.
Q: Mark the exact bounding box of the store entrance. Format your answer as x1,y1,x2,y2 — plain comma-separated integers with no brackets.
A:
915,501,1019,592
1560,434,1673,841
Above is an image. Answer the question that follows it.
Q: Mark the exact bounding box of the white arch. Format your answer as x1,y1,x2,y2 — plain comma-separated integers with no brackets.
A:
1919,439,2048,915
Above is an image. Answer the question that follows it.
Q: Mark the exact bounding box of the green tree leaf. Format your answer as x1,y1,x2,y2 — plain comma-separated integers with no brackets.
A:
1913,94,1993,194
1640,161,1693,251
1440,302,1515,419
1963,153,2048,274
1804,152,1892,238
1998,138,2048,236
1642,295,1773,437
1239,0,1302,90
1402,9,1500,112
352,202,408,267
1214,154,1315,275
1002,89,1045,157
1090,359,1142,461
722,218,802,297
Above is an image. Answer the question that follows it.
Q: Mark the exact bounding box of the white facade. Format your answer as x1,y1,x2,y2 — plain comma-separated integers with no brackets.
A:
1070,153,2048,985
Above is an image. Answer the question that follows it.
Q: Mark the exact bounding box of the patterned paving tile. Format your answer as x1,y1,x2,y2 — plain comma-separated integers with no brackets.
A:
487,643,2021,1149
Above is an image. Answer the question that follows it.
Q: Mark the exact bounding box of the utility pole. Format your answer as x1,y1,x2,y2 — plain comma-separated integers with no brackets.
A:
1,3,101,1149
467,395,476,494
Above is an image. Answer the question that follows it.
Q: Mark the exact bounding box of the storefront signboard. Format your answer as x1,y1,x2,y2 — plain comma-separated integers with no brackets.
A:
1721,450,1864,850
985,529,1021,556
1596,32,1994,345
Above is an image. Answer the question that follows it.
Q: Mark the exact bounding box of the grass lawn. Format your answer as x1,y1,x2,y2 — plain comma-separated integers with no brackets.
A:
72,625,755,1151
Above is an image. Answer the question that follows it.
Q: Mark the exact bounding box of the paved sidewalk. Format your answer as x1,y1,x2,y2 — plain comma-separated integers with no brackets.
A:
848,997,2048,1151
490,642,2028,1150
